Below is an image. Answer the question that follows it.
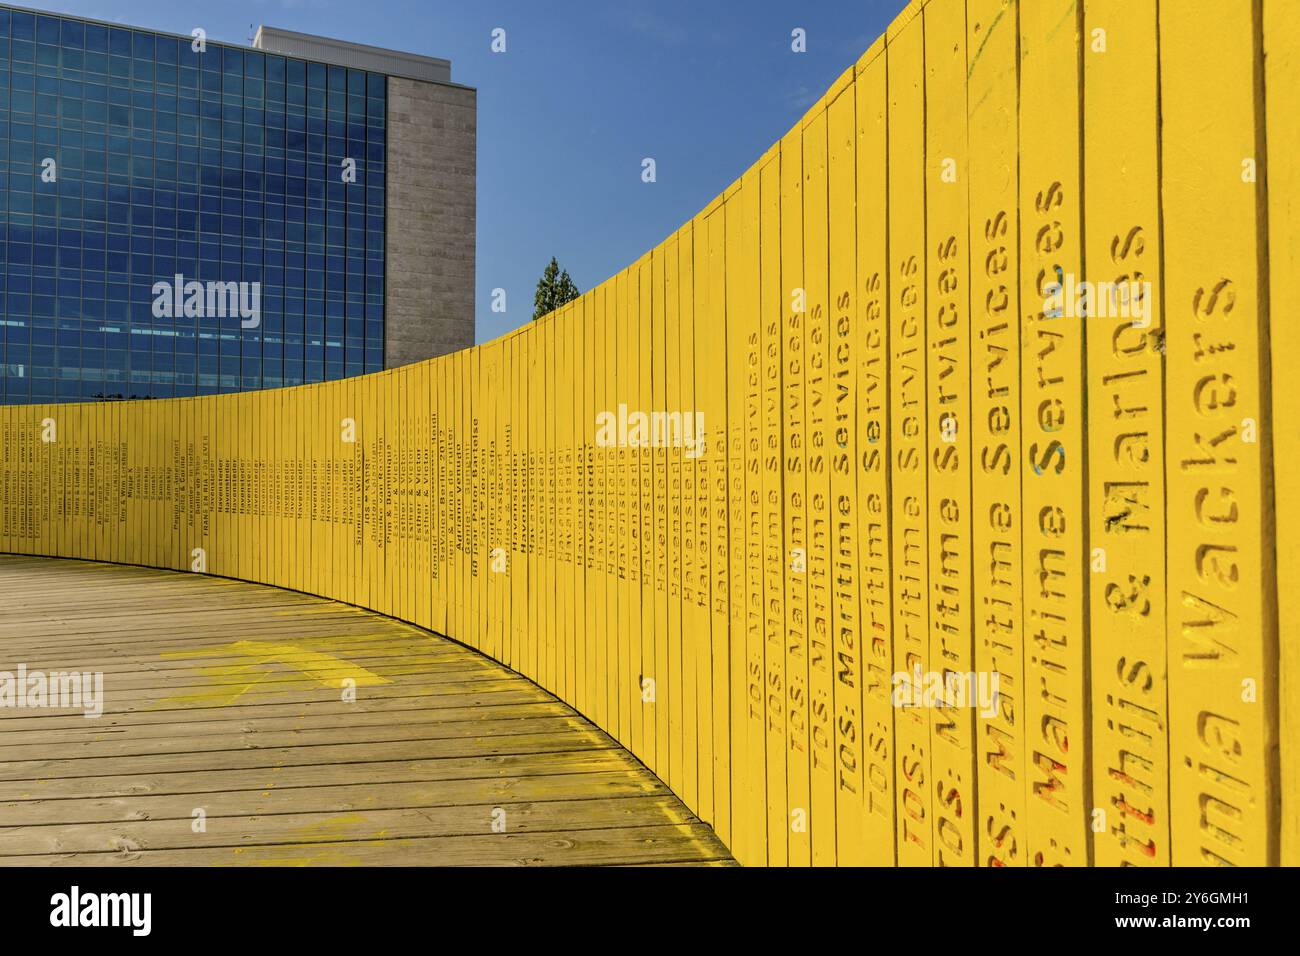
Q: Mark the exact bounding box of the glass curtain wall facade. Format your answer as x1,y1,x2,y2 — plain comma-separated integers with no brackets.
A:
0,4,386,403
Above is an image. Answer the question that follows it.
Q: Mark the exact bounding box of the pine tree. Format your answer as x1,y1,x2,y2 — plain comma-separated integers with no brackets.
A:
533,257,581,320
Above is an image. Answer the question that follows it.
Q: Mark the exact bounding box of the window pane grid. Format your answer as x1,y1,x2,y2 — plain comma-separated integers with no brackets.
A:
0,8,386,401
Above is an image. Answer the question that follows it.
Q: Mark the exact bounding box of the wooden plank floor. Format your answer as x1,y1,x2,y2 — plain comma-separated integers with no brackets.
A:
0,555,732,867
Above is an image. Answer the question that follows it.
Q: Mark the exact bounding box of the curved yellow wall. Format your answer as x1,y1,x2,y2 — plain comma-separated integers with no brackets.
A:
2,0,1298,866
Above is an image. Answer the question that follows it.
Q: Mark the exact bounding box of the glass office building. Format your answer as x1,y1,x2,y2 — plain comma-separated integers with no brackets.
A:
0,4,476,404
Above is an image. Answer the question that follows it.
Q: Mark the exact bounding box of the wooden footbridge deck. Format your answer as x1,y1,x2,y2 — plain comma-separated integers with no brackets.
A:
0,556,731,866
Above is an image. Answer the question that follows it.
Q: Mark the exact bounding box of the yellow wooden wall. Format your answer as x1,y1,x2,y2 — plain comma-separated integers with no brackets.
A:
2,0,1296,866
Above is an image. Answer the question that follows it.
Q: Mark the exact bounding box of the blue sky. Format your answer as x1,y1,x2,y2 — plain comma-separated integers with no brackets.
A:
23,0,908,344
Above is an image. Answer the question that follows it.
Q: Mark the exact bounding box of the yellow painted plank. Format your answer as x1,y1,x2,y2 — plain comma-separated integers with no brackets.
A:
544,315,557,695
404,365,416,630
1161,0,1277,867
599,281,618,739
638,255,657,771
364,369,376,610
567,303,582,712
826,77,866,866
725,166,765,865
651,248,672,781
691,218,715,826
779,122,812,867
418,359,433,633
1264,0,1300,867
679,227,702,814
589,285,609,733
664,232,685,797
1019,0,1089,866
802,102,836,866
570,301,587,720
759,153,789,866
470,347,483,656
887,12,934,867
966,0,1027,868
527,329,540,683
618,267,635,753
1083,0,1170,867
484,344,501,662
854,36,897,867
706,208,732,847
924,0,976,867
340,378,354,609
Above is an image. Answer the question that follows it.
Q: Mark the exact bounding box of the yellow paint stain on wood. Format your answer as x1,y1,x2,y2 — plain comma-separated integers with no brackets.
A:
162,640,393,690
